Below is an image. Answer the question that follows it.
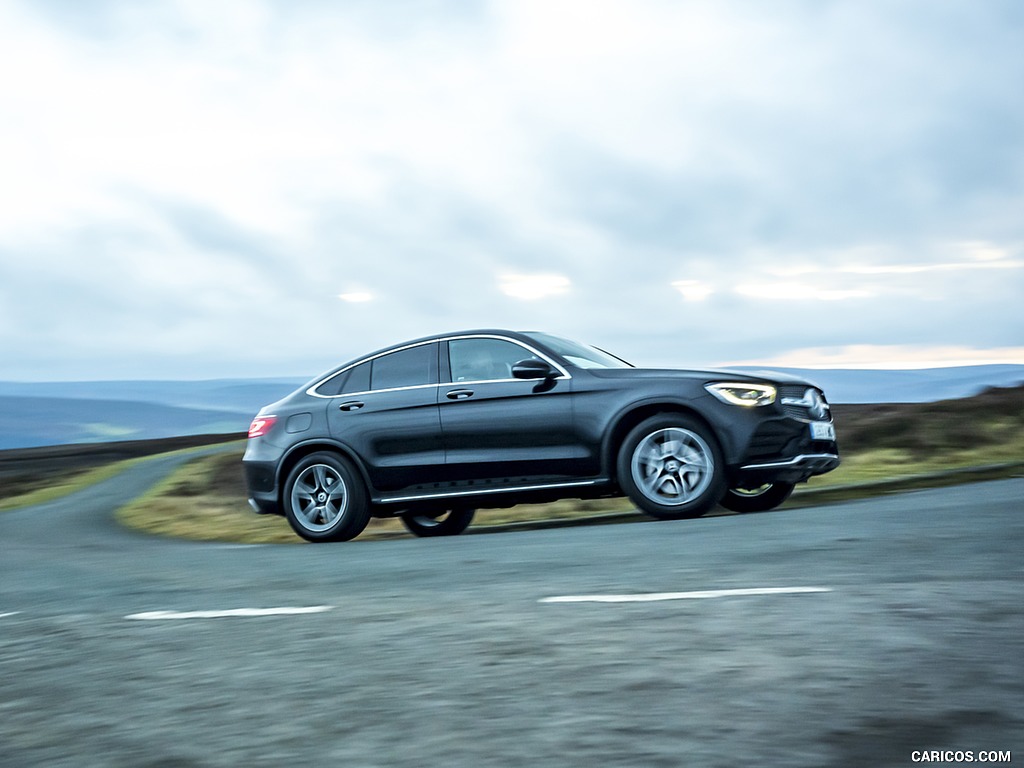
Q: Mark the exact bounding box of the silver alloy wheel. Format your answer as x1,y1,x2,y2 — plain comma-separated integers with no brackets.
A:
630,427,714,506
290,463,349,532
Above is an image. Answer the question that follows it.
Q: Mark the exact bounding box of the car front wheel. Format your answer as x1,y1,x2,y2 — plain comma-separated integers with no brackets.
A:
283,452,370,542
618,414,726,520
719,482,795,513
401,508,475,537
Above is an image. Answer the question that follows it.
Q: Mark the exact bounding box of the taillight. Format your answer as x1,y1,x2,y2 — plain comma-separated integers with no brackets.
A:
248,415,277,439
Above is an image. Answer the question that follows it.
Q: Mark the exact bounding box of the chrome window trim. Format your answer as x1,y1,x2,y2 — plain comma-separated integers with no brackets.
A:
445,334,570,384
307,339,440,399
307,334,570,399
442,376,555,388
331,382,443,398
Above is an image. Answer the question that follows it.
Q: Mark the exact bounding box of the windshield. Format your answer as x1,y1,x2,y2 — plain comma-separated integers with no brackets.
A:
524,332,633,369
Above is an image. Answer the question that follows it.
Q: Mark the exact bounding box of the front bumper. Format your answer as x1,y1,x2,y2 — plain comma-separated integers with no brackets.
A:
737,452,840,485
726,405,840,487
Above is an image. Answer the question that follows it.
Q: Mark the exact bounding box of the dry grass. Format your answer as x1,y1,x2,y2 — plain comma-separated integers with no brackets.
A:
98,384,1024,543
116,450,637,543
0,460,133,511
0,434,244,512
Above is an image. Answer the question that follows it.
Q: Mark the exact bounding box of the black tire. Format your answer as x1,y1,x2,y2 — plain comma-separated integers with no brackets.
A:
719,482,795,513
283,452,370,542
401,508,475,537
617,414,726,520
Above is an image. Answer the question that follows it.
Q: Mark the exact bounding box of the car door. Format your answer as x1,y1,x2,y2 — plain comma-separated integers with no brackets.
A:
325,342,444,492
438,335,585,481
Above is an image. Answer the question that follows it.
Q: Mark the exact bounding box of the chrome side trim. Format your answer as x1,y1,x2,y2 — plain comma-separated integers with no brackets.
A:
740,453,840,471
377,478,605,505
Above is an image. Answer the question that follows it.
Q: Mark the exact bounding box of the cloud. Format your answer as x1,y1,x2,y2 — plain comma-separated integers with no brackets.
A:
499,274,572,301
1,1,1023,378
734,282,875,302
671,280,714,302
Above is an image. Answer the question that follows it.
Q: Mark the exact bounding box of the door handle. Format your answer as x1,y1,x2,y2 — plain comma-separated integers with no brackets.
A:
446,389,474,400
339,401,365,411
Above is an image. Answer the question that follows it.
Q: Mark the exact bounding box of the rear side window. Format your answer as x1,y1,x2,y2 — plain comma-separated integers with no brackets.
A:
313,360,371,396
370,344,436,390
341,362,371,394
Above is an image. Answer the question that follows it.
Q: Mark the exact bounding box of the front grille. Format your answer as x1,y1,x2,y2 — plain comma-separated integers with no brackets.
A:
778,385,831,422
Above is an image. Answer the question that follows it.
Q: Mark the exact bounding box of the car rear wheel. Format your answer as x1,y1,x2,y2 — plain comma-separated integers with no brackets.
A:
719,482,795,513
618,414,726,520
283,452,370,542
401,508,475,537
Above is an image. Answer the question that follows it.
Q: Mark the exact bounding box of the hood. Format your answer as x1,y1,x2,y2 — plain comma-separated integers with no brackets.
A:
586,367,821,388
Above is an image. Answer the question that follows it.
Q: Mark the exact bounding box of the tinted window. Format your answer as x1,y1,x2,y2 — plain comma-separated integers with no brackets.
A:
342,361,371,394
370,344,435,390
314,360,372,396
449,338,540,382
315,371,347,396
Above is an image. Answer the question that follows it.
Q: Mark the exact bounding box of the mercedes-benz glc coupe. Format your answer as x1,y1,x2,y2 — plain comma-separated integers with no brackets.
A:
243,330,839,541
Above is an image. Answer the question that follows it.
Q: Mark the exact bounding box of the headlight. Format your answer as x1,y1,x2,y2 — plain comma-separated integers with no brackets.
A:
705,382,777,407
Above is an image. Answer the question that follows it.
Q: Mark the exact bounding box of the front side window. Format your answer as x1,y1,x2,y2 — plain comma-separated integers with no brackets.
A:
449,338,540,382
370,344,436,390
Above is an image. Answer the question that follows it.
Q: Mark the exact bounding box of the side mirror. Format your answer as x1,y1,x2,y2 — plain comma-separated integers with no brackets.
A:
512,359,556,380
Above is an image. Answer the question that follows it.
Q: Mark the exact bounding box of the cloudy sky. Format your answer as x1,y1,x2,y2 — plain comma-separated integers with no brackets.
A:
1,0,1022,381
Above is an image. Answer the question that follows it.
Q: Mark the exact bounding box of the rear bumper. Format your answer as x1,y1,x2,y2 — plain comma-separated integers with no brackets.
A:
248,491,281,516
242,441,283,515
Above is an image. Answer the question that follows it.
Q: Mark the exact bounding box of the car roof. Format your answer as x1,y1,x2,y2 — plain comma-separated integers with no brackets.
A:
299,330,556,394
370,329,542,356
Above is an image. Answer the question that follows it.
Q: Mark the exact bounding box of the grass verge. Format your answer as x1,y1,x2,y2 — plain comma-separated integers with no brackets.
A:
115,450,641,544
0,460,135,512
0,441,243,513
115,446,1024,545
17,384,1024,543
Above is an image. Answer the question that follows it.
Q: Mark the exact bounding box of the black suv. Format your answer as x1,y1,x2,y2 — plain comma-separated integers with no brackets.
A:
243,330,839,542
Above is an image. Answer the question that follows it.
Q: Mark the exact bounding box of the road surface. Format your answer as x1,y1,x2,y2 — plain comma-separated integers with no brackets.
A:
1,455,1021,767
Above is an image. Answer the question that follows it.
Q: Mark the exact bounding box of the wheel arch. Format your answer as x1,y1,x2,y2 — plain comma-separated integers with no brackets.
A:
602,401,722,484
276,439,373,506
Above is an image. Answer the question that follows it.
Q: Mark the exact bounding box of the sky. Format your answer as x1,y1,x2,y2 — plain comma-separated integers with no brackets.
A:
1,0,1022,381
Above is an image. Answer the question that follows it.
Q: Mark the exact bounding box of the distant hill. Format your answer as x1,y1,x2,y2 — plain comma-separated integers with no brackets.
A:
1,365,1022,450
0,379,305,450
0,396,252,450
0,378,306,412
725,364,1024,404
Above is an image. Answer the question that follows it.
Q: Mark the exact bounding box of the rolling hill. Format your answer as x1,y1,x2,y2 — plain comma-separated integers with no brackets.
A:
1,365,1022,451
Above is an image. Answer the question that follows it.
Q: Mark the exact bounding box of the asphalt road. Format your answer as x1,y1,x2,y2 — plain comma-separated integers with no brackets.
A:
1,456,1021,767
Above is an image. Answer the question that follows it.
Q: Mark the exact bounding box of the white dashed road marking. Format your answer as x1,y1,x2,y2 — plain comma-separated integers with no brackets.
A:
125,606,333,621
539,587,832,603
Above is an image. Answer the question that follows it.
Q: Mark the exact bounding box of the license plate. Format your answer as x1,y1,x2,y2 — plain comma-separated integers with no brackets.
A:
810,422,835,441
